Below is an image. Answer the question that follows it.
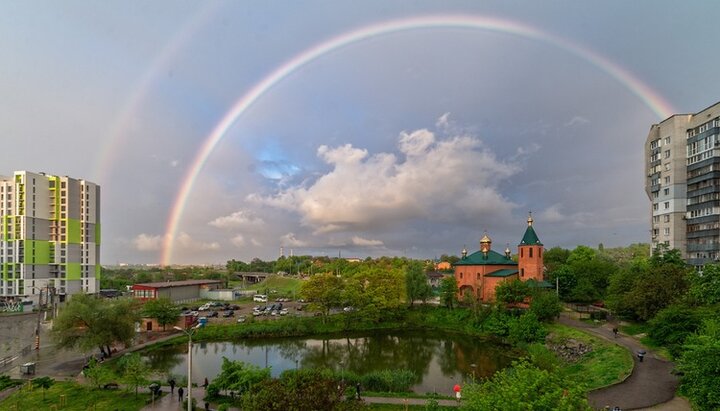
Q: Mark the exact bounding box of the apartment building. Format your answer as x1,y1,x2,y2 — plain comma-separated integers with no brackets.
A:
0,171,100,304
645,102,720,266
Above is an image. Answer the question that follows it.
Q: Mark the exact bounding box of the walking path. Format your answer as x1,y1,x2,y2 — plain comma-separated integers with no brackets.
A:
559,313,689,411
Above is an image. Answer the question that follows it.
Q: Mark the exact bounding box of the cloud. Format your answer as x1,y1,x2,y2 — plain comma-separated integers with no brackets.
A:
351,236,384,246
435,112,451,131
564,116,589,127
231,234,246,247
209,210,265,229
133,233,166,251
252,127,521,233
177,232,220,251
281,232,308,247
250,238,263,247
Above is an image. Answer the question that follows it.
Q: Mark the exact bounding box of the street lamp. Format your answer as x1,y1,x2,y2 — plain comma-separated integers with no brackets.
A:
174,323,203,411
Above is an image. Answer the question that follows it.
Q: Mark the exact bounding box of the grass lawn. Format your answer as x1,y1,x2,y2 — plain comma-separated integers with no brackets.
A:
254,274,303,296
546,324,634,391
367,403,456,410
0,381,158,411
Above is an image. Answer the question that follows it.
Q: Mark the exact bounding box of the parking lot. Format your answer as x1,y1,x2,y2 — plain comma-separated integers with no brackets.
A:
180,299,312,325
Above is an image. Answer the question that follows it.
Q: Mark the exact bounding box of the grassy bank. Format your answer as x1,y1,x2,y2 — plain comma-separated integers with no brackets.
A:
546,324,633,391
0,381,156,411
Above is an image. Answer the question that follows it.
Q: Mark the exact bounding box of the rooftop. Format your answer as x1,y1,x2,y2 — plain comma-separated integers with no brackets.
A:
132,279,222,289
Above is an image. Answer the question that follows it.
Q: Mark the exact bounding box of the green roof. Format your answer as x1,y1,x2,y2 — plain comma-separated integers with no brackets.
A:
454,250,517,266
526,279,554,288
485,269,519,278
519,225,543,246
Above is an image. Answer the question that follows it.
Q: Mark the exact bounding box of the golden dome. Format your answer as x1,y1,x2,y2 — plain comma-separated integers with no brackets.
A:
480,234,492,243
527,212,534,226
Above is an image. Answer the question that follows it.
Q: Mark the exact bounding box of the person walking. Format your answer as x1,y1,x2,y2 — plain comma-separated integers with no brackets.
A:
169,378,176,394
355,382,361,400
178,386,184,401
204,377,209,389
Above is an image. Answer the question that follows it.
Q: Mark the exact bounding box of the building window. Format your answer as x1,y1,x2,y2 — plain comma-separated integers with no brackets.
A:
664,188,670,195
653,204,659,211
653,216,660,223
529,248,533,258
664,215,670,222
665,176,671,184
664,150,670,158
460,273,463,279
664,228,670,236
521,268,524,277
665,137,671,144
665,163,671,171
664,202,670,209
477,273,481,280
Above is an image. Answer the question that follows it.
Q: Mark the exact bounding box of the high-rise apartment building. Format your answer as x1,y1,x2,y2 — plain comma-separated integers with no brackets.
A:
0,171,100,304
645,102,720,267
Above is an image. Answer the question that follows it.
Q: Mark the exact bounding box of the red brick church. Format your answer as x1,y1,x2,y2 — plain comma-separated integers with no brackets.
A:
454,213,550,301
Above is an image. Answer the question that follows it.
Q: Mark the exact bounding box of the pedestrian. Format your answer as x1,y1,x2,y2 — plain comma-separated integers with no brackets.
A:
612,327,619,338
204,377,209,388
355,382,361,400
178,386,184,401
169,378,176,393
453,384,461,403
205,401,210,411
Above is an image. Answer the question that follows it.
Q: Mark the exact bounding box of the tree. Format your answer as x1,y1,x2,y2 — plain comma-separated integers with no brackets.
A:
688,263,720,305
31,377,54,400
207,358,270,398
405,261,432,306
543,247,571,273
460,360,591,410
119,353,150,397
52,294,140,357
299,273,344,320
508,312,547,345
494,279,531,305
439,276,458,309
241,369,364,411
83,358,115,389
678,319,720,411
530,291,562,322
344,266,404,322
625,263,690,321
647,304,703,358
142,297,180,331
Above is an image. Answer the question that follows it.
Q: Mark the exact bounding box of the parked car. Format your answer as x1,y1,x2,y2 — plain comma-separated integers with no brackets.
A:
343,306,355,312
208,311,219,318
222,310,234,318
237,316,247,323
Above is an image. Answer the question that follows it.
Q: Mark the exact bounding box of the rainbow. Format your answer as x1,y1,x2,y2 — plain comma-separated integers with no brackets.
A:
160,14,676,265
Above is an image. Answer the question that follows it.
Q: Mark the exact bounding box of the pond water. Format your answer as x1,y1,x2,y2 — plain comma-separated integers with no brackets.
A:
142,330,517,394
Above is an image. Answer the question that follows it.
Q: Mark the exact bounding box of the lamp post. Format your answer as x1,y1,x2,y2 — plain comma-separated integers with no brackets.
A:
174,323,202,411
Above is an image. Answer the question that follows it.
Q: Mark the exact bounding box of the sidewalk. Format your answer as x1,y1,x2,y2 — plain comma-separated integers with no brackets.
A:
558,313,688,410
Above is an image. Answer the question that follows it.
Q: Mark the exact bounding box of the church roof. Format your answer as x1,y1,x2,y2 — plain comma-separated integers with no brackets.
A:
485,269,519,277
454,250,517,266
526,279,554,288
519,225,543,246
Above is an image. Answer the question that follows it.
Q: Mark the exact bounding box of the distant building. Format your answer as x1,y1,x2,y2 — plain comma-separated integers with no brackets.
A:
435,261,451,271
645,101,720,266
131,279,222,303
0,171,100,304
454,214,550,302
425,271,446,288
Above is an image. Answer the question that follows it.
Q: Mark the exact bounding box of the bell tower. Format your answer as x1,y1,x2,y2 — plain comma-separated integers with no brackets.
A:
517,212,544,281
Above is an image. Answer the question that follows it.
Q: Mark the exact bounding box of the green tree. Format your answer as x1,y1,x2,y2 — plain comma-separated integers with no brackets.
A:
647,304,704,358
405,261,432,306
543,247,571,273
31,377,54,400
119,353,150,397
530,291,562,322
83,358,115,389
494,279,531,305
439,276,458,309
678,319,720,411
241,369,363,411
142,297,179,331
52,294,139,357
344,266,404,322
688,263,720,305
625,263,690,321
508,311,547,345
461,360,591,410
299,273,344,320
207,358,270,398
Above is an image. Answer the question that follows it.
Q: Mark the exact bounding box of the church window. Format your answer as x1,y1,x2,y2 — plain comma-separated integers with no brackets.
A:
477,273,481,280
529,248,533,258
520,249,523,258
521,268,524,277
460,273,463,279
539,248,542,258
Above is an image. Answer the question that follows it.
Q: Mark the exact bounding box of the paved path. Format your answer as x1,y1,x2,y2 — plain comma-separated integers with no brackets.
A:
559,313,686,411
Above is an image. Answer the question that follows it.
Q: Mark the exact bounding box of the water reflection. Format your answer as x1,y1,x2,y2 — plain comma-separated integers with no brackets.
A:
142,330,516,393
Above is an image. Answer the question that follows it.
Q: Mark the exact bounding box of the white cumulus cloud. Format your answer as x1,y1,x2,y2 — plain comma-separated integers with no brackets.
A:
281,232,308,247
133,233,166,251
351,236,384,246
177,232,220,251
209,210,264,229
252,127,521,233
230,234,246,248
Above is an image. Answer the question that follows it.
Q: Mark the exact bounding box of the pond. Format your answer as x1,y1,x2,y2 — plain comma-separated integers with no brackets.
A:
142,330,517,394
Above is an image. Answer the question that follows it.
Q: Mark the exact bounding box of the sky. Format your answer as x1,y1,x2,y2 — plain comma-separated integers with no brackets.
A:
2,1,720,265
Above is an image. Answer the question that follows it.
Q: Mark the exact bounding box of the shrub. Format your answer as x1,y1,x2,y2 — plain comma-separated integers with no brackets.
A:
508,312,547,345
530,291,562,322
647,304,703,358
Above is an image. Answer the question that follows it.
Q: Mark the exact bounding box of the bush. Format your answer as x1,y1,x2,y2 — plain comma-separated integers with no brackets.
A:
526,343,559,371
508,312,547,345
530,291,562,322
647,304,703,358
